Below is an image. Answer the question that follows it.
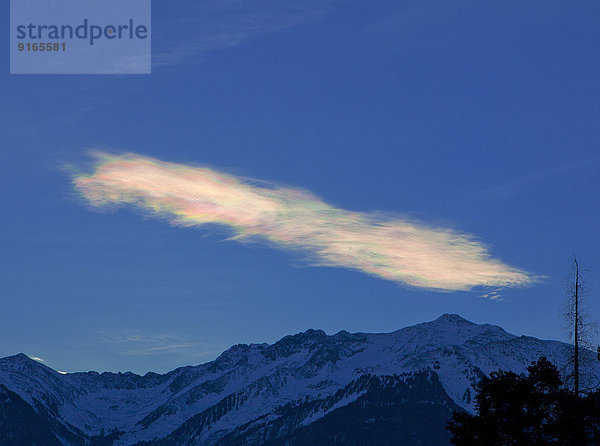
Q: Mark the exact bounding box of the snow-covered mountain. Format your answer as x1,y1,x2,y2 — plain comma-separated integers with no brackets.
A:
0,314,586,445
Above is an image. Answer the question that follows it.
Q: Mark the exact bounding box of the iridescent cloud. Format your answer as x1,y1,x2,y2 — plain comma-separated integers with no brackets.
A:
73,152,535,291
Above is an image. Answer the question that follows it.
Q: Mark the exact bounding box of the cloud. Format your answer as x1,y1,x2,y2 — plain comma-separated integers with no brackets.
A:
73,152,535,292
482,156,600,198
154,0,345,67
146,344,196,352
479,290,503,301
90,330,213,356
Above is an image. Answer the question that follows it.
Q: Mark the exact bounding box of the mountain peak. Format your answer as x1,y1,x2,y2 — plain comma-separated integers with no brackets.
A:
433,314,475,326
0,353,57,377
4,353,38,363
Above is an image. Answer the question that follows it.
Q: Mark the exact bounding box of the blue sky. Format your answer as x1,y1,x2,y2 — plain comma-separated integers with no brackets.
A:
1,0,599,374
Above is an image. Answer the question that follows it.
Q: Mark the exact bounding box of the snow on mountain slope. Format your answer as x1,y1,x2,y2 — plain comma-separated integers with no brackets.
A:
0,314,586,445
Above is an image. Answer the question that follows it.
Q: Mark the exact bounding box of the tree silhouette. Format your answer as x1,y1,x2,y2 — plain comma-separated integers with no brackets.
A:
563,255,597,395
447,357,600,445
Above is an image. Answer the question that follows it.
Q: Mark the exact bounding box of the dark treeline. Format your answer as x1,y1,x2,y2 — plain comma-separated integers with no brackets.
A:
447,357,600,445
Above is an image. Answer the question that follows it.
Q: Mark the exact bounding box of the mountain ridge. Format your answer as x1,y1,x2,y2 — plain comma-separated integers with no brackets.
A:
0,314,590,445
0,313,500,374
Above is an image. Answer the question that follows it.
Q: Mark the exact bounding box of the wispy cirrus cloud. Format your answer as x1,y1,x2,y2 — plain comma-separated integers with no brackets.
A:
154,0,345,67
92,331,214,356
73,152,535,292
482,156,600,198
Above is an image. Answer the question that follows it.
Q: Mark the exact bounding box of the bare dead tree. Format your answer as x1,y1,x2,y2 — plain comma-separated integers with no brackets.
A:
562,255,596,396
